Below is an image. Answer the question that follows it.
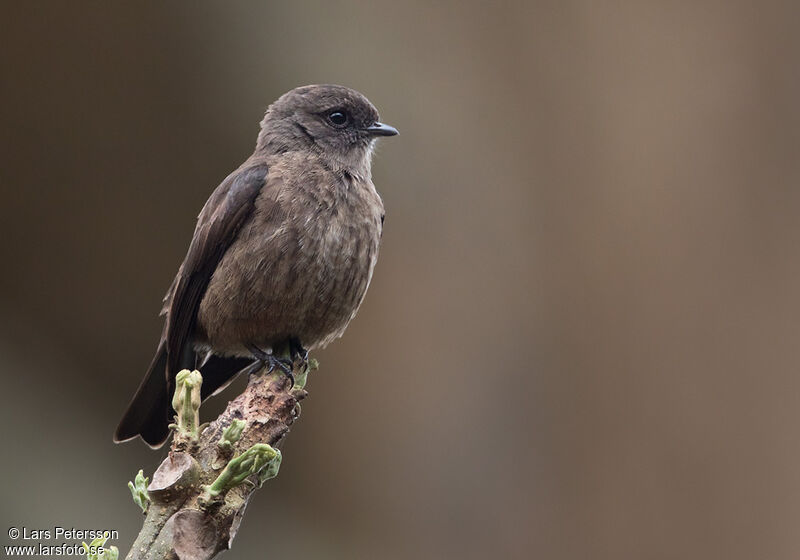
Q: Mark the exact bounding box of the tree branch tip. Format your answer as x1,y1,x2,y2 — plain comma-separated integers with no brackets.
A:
124,358,315,559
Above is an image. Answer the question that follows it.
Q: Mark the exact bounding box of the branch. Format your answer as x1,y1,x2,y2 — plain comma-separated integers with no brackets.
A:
124,359,315,560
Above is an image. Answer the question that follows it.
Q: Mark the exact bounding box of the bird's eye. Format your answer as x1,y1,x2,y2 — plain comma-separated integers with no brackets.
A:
327,111,348,126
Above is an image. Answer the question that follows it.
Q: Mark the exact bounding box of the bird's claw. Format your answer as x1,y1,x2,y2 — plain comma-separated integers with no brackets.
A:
263,354,295,388
289,338,309,368
246,344,295,388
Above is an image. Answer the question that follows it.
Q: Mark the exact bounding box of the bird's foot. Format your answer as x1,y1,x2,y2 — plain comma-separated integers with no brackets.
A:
246,344,294,388
289,337,309,368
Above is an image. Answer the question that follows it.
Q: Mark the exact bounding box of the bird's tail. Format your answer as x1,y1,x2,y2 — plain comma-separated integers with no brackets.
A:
114,340,171,448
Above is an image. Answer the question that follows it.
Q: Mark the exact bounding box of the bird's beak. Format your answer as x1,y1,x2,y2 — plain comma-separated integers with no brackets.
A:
365,122,399,136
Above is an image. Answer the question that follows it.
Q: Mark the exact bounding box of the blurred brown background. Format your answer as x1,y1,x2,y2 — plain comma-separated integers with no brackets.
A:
1,1,799,559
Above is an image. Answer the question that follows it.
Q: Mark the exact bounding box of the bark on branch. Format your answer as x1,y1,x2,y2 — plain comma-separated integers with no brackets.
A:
125,362,311,560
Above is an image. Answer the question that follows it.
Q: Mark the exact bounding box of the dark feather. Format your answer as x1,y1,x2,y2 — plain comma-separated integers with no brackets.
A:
165,164,268,393
113,339,171,447
115,164,267,447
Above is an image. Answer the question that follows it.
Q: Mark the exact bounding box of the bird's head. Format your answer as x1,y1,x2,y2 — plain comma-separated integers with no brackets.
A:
257,84,398,174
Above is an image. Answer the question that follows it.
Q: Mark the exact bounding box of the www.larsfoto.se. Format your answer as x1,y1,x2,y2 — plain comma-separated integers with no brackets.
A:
4,543,108,557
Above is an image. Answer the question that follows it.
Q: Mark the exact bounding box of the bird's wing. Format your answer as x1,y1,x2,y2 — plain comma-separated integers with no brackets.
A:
165,163,269,381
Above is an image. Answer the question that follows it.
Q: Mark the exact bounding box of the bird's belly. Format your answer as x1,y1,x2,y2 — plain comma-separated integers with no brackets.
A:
196,214,380,356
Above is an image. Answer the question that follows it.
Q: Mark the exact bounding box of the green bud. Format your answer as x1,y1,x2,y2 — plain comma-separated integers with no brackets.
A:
83,532,118,560
292,357,319,391
258,448,282,485
172,369,203,439
204,443,279,498
218,419,246,451
127,469,150,513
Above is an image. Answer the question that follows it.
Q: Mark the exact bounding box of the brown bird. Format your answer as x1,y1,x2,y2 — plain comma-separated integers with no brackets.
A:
114,84,397,447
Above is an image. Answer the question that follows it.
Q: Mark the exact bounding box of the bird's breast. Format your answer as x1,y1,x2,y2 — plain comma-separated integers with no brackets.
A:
197,168,384,355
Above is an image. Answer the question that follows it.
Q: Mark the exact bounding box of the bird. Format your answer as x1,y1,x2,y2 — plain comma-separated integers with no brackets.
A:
114,84,397,448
